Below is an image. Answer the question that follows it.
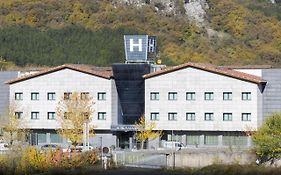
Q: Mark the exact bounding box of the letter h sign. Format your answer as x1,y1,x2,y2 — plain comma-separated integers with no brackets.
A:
124,35,147,62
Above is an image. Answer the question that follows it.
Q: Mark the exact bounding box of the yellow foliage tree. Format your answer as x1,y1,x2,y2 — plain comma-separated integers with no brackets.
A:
135,115,162,149
56,92,95,147
1,103,28,146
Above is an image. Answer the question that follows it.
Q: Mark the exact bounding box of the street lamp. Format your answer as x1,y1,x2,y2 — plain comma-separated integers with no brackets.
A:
100,136,103,168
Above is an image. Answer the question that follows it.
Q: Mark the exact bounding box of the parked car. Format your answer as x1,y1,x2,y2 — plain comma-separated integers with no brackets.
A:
75,143,94,152
162,141,185,151
0,142,9,152
41,144,61,151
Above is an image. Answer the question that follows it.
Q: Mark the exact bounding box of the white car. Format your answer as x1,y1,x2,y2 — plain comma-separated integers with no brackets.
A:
76,144,94,152
0,142,9,152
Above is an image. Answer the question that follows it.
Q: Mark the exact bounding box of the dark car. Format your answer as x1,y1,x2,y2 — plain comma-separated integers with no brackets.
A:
41,144,61,151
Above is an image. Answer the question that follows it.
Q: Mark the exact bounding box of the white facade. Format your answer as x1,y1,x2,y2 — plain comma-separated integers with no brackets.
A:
145,67,263,132
9,68,118,130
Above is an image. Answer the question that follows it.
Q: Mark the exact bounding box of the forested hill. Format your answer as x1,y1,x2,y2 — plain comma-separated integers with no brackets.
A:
0,0,281,69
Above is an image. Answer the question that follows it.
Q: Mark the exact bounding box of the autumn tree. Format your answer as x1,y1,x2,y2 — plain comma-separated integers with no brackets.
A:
135,115,162,149
1,104,28,146
56,92,95,148
252,113,281,164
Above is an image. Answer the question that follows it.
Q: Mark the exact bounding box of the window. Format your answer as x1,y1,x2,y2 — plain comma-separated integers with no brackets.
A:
47,112,56,120
186,92,195,101
37,133,47,143
15,92,23,100
168,112,177,121
15,112,23,119
223,113,232,121
31,112,39,120
242,113,251,121
222,136,248,146
204,135,218,145
150,112,159,121
81,92,89,100
64,92,72,100
47,92,56,100
150,92,159,100
64,112,72,119
242,92,251,100
50,133,63,143
223,92,232,100
204,113,214,121
168,92,177,100
98,112,106,120
97,92,106,101
31,92,39,100
204,92,214,100
186,135,200,145
186,113,195,121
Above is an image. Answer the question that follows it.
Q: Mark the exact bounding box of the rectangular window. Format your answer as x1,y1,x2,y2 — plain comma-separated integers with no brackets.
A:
50,133,63,143
97,92,106,101
186,113,195,121
242,113,251,121
31,92,39,100
37,133,47,143
64,92,72,100
31,112,39,120
223,92,232,100
222,136,248,146
168,92,177,100
204,92,214,101
204,135,218,145
242,92,251,100
204,113,214,121
150,112,159,121
150,92,159,100
186,135,200,145
47,112,56,120
98,112,106,120
47,92,56,100
15,112,23,119
223,113,232,121
168,112,177,121
15,92,23,100
186,92,195,101
81,92,89,100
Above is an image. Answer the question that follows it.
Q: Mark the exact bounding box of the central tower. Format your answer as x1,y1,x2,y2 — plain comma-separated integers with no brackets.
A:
113,35,157,124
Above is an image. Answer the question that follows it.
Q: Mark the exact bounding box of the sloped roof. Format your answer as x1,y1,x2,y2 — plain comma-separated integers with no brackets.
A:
143,62,267,84
6,64,113,84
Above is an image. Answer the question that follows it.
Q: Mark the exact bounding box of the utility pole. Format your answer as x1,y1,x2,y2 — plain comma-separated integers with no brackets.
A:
172,130,175,169
100,136,103,168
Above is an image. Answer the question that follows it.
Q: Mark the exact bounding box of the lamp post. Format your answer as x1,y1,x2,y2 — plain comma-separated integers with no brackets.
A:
171,130,175,170
100,136,103,168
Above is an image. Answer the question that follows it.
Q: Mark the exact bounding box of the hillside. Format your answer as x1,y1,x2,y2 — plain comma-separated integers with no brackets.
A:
0,0,280,68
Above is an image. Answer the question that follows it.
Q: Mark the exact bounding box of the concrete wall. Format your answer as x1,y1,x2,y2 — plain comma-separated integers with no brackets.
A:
168,149,256,168
145,67,262,131
9,68,117,130
0,71,19,124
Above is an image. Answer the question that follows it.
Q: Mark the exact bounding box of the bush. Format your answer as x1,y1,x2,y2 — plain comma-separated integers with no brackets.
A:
0,146,98,175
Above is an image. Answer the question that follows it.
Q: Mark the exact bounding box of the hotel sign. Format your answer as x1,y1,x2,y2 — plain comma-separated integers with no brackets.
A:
124,35,156,62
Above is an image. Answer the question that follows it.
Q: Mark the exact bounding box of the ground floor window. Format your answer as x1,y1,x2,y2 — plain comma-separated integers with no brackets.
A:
222,135,248,146
167,134,182,142
186,135,200,146
37,133,46,143
50,133,63,143
204,135,218,145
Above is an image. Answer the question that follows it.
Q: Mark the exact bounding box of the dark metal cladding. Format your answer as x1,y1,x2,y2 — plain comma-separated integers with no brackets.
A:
112,63,150,124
